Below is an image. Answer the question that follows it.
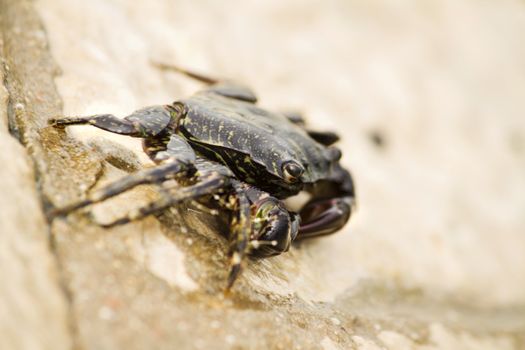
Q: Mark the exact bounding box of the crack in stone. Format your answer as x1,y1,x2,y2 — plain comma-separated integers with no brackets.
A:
0,0,81,348
1,59,20,140
85,161,106,195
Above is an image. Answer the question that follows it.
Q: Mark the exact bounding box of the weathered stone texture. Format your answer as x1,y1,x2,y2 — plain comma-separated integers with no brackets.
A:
1,0,525,349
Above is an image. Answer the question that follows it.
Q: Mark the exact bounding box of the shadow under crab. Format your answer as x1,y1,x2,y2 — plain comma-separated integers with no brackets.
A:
48,64,356,290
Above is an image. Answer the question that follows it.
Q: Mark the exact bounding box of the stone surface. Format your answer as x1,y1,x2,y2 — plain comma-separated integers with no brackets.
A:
0,2,73,349
2,0,525,349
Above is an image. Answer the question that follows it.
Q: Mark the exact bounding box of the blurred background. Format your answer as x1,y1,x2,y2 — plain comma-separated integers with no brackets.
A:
7,0,525,349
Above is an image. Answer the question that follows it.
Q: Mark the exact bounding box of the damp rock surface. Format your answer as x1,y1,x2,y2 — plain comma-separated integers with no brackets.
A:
1,0,525,349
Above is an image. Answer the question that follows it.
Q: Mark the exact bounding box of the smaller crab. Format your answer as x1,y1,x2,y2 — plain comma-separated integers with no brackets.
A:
49,64,356,289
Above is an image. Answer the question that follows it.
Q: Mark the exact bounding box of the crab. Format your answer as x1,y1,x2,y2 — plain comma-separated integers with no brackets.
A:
49,64,356,290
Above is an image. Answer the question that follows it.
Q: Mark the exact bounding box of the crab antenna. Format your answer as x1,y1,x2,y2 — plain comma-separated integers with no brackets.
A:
151,61,218,85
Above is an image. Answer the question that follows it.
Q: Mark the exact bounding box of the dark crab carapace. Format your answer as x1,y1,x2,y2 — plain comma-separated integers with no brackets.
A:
49,64,356,289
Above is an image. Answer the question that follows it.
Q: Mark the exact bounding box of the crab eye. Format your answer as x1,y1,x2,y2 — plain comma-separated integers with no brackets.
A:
282,161,304,183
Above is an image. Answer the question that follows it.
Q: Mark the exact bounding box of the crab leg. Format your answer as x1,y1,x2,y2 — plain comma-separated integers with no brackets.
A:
153,62,258,103
49,105,173,137
226,182,252,291
99,172,229,228
49,134,197,217
280,111,340,146
153,62,218,84
50,114,143,136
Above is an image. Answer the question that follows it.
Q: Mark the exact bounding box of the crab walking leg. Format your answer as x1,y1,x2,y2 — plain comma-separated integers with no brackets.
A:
153,61,218,84
50,134,197,217
49,114,143,136
99,172,230,228
280,111,306,126
279,111,340,146
49,105,173,137
226,183,252,291
153,62,258,103
49,161,191,217
304,130,340,146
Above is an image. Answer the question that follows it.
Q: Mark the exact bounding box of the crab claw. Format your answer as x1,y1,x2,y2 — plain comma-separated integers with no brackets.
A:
297,160,356,238
298,196,355,238
250,197,300,257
